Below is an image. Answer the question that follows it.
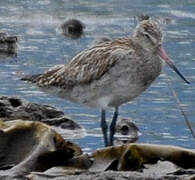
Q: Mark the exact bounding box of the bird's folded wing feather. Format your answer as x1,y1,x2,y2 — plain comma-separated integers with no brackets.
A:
36,39,135,89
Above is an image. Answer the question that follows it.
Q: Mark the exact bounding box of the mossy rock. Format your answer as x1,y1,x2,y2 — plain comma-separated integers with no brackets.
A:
0,119,82,178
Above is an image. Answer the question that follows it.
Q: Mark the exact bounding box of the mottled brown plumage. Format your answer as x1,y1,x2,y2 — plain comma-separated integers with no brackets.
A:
22,19,189,146
38,38,141,88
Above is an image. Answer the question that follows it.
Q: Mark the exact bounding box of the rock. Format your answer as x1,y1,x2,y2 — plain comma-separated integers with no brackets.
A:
59,19,85,39
92,143,195,171
43,116,81,130
0,32,17,57
27,166,195,180
115,118,140,144
0,120,82,179
26,143,195,180
0,95,81,130
0,98,194,179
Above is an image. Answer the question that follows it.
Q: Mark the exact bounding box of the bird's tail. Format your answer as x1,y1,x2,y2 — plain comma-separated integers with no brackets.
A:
21,74,42,83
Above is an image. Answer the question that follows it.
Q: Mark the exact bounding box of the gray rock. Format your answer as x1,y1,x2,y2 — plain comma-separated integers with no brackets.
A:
0,32,17,57
59,19,85,39
0,95,81,130
28,168,195,180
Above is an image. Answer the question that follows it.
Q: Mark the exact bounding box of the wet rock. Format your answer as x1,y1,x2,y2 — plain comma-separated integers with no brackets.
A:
59,19,85,39
115,118,140,144
0,32,17,57
0,95,81,130
27,143,195,180
0,100,194,179
92,143,195,171
0,120,82,179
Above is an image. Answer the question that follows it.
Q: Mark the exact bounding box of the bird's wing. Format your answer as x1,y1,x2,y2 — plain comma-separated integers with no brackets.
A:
36,39,135,89
21,64,64,83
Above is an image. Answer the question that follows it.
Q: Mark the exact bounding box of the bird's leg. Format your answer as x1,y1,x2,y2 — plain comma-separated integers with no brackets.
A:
109,107,119,146
100,109,108,147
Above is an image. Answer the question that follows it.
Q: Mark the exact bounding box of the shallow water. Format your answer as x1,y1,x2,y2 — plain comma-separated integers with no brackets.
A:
0,0,195,151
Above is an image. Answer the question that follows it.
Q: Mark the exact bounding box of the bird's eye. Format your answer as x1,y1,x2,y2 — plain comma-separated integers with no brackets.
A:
144,33,151,40
143,32,156,45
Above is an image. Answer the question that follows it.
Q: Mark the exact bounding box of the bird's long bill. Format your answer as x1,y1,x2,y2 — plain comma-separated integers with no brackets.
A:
158,46,190,84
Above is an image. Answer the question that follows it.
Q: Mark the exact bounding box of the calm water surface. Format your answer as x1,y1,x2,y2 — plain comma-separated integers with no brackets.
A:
0,0,195,151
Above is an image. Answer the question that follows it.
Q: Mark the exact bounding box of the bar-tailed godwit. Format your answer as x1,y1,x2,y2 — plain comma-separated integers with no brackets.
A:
22,19,189,146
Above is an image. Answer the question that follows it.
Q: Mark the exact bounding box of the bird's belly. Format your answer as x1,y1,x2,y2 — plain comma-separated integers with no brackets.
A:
105,84,148,107
40,59,160,109
39,77,150,109
68,80,148,108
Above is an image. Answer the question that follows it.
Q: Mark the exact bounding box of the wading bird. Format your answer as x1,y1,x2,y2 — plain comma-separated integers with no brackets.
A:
22,19,189,147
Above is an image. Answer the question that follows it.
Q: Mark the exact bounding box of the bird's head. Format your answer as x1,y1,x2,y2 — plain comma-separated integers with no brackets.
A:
133,19,163,49
134,19,190,84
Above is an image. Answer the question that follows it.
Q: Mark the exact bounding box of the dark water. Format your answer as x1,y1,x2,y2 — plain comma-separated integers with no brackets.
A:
0,0,195,151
